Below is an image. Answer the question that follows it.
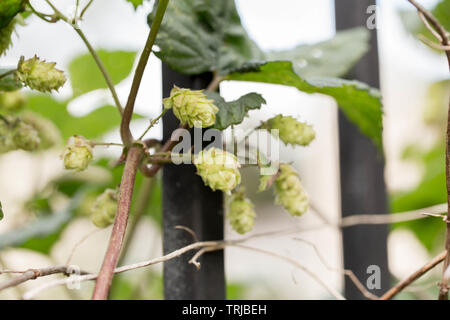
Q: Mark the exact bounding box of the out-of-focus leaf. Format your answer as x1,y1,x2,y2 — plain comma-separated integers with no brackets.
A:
392,143,447,251
148,0,264,75
0,202,3,221
267,28,370,78
0,68,22,92
126,0,144,9
227,61,383,149
423,80,450,128
26,94,132,140
206,91,266,130
399,0,450,49
0,194,82,254
69,50,137,96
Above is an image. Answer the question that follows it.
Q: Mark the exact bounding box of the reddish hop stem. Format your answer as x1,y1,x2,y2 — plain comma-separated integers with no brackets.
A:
406,0,450,300
92,146,143,300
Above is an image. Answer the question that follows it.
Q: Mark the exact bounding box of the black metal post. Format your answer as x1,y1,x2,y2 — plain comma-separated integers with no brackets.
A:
161,64,226,300
334,0,390,299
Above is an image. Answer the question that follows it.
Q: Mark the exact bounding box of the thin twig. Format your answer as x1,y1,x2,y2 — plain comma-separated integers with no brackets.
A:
292,237,379,300
80,0,94,20
381,250,447,300
0,266,89,292
23,240,345,300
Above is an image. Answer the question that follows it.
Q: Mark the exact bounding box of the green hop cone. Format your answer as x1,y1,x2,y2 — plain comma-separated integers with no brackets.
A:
90,189,118,228
193,147,241,193
264,114,315,146
16,56,66,92
0,90,26,113
163,86,219,128
13,120,40,151
62,135,93,171
228,192,255,234
274,164,309,216
22,112,62,150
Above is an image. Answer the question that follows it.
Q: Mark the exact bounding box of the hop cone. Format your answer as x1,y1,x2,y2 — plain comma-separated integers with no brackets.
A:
265,114,315,146
228,192,255,234
62,135,93,171
193,147,241,193
16,56,66,92
90,189,118,228
163,86,219,128
12,120,40,151
274,164,309,216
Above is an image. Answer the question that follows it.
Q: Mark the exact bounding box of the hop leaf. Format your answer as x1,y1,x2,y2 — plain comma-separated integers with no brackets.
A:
193,147,241,193
90,189,118,228
0,0,25,29
12,120,40,151
0,19,15,55
62,135,93,171
0,90,26,113
16,56,66,92
274,164,309,216
163,86,219,128
263,114,315,146
228,192,255,234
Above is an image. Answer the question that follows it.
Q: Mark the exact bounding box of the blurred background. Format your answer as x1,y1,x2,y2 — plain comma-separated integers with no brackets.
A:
0,0,449,299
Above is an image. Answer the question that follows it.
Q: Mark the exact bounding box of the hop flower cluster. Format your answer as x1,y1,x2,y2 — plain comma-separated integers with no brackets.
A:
90,189,118,228
62,135,93,171
265,114,315,146
193,148,241,193
274,164,309,216
228,192,255,234
16,56,66,92
0,117,40,153
163,86,218,128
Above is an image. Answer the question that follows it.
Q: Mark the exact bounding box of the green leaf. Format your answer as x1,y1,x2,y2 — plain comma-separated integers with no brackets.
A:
0,194,82,254
227,61,383,149
267,28,370,78
0,68,22,92
26,94,130,140
0,202,3,221
148,0,264,75
126,0,144,9
206,91,266,130
0,0,25,29
69,50,137,97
